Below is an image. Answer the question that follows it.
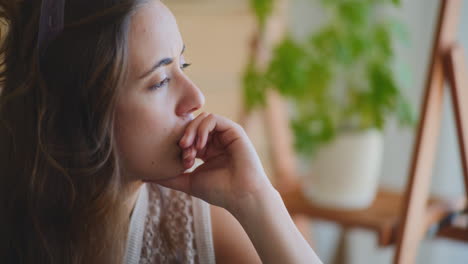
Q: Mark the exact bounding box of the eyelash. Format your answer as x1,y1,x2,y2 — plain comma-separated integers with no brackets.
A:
181,63,191,70
149,63,192,91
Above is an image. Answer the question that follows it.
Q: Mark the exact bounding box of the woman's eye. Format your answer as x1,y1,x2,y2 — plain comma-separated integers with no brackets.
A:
181,63,191,71
148,63,191,91
149,78,170,91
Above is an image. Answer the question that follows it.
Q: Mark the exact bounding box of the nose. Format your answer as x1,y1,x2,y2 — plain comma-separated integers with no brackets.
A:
175,75,205,117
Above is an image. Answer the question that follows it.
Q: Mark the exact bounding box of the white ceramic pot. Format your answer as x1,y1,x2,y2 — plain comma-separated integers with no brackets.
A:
302,129,384,209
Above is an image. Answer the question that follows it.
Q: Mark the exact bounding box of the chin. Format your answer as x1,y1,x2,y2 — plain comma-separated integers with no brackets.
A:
158,157,186,179
141,149,186,181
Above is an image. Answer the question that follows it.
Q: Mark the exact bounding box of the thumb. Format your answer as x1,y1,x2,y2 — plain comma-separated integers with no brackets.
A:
148,173,193,195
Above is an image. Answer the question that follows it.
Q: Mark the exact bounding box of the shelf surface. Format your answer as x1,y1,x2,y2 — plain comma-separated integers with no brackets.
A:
280,184,463,246
436,214,468,242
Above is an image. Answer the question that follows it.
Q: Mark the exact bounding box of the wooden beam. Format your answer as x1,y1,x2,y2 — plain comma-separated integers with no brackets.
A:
438,225,468,242
394,0,462,263
445,44,468,200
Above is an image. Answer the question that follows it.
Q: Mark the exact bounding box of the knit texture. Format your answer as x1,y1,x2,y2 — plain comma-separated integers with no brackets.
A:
124,184,215,264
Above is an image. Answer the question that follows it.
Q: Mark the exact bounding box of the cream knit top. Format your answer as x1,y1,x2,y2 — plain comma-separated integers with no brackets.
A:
124,183,216,264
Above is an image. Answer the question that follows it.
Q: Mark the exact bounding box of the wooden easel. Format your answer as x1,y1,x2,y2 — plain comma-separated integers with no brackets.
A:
241,0,468,263
394,0,468,263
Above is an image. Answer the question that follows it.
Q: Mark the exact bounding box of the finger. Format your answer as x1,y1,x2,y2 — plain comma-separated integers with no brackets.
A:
184,147,197,169
182,147,192,166
180,112,209,148
180,112,207,148
196,114,217,150
184,158,194,169
187,147,197,168
196,140,208,158
197,114,244,148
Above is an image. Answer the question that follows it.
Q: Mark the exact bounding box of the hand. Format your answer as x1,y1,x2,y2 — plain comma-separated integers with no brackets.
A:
152,113,322,264
152,113,274,210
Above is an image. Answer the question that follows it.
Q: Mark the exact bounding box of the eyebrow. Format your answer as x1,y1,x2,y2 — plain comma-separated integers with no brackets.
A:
138,44,186,80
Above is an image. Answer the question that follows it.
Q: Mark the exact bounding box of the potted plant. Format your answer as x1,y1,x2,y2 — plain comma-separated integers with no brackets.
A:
244,0,414,209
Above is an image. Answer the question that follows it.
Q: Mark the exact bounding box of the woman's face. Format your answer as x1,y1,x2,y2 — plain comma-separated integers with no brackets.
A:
115,1,204,182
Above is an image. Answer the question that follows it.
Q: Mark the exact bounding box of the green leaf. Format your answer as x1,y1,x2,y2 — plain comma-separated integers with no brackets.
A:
250,0,275,28
368,63,398,108
267,38,310,98
373,23,393,59
242,60,268,111
305,59,331,101
310,27,340,59
291,113,336,156
244,0,414,158
291,119,317,156
310,26,371,65
338,1,370,27
346,31,371,61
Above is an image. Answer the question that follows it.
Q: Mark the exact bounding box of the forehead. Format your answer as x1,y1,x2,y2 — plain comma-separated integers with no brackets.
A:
128,1,183,78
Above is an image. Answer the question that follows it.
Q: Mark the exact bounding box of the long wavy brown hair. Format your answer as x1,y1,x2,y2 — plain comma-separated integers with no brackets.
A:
0,0,149,263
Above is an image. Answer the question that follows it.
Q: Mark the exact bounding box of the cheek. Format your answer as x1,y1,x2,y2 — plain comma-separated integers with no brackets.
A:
114,100,180,179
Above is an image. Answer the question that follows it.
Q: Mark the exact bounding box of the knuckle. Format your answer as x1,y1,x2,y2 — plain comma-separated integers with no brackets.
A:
189,113,206,129
205,113,216,126
236,125,248,137
206,113,215,120
232,122,244,132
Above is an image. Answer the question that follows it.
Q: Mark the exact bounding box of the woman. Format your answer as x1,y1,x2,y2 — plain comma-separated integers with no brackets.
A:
0,0,322,263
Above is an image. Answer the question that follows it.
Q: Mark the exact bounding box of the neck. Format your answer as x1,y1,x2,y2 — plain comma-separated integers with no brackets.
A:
123,180,144,219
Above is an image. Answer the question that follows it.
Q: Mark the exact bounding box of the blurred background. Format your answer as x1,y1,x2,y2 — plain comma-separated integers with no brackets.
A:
166,0,468,263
